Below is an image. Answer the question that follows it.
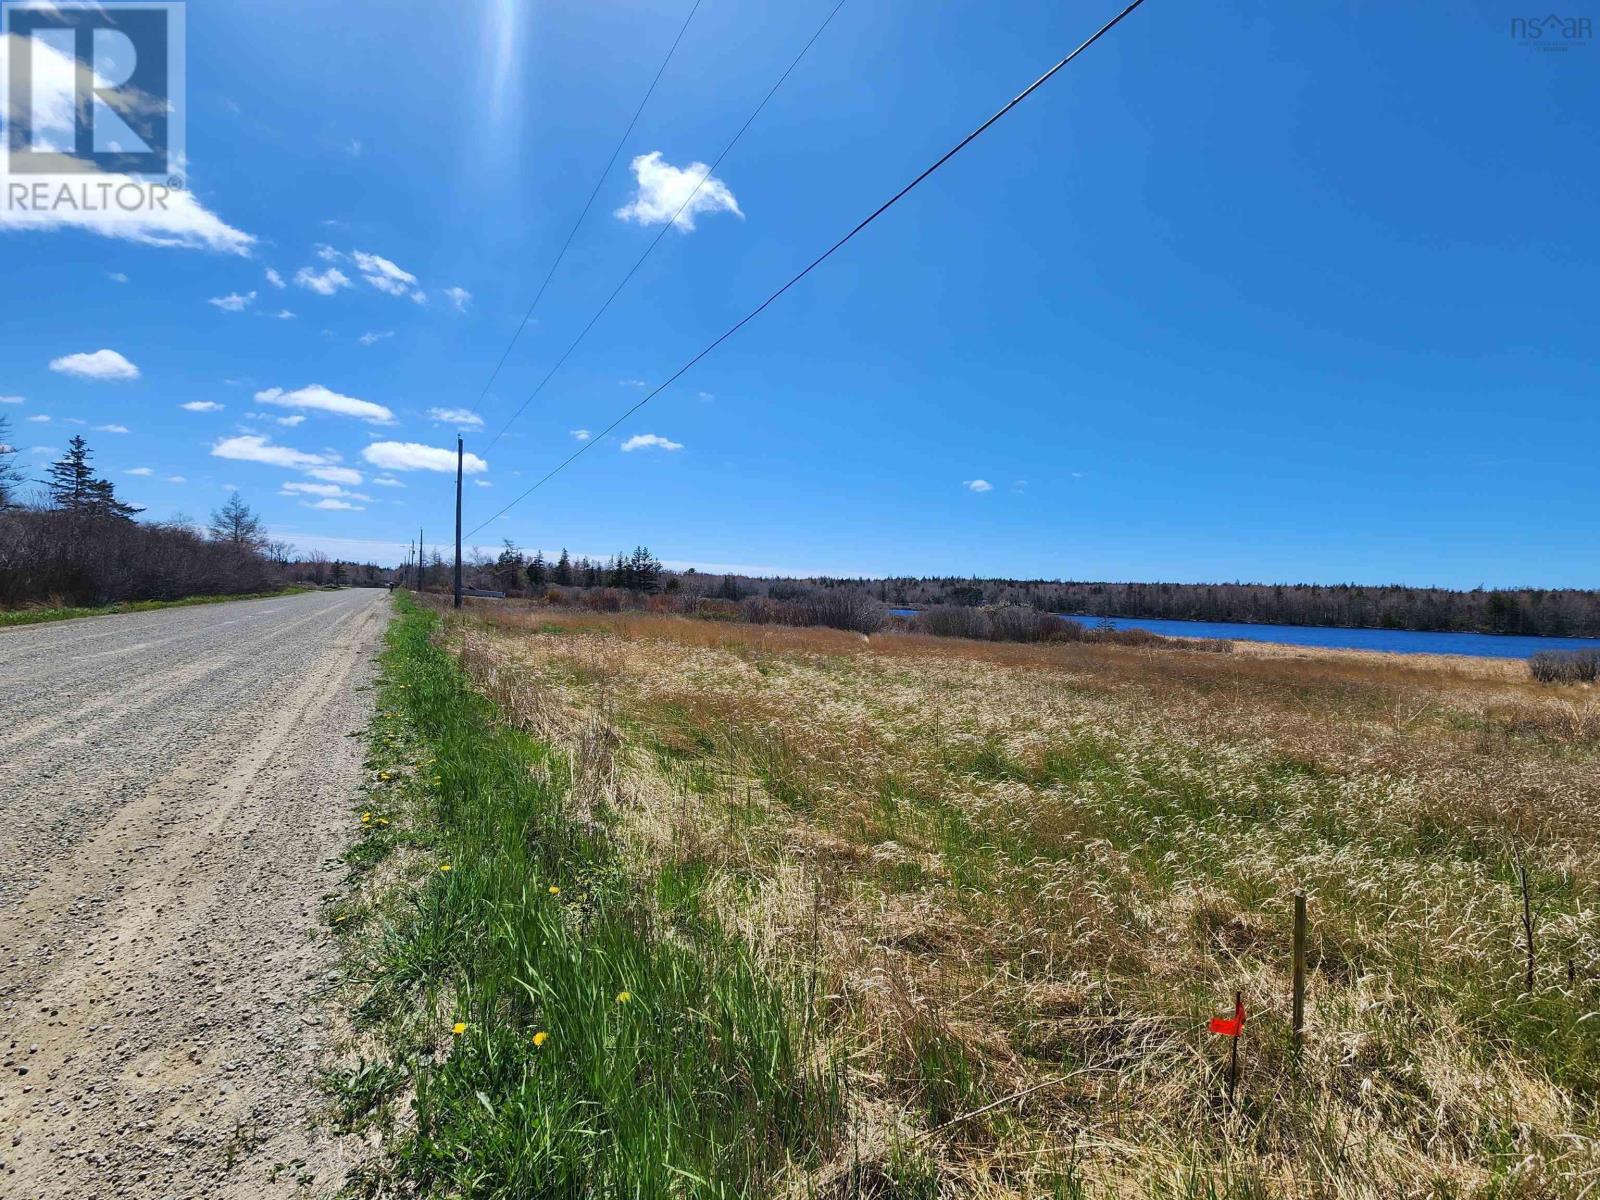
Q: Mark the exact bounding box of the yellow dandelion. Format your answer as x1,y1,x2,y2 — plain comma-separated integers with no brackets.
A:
616,991,632,1005
532,1030,549,1048
377,818,390,827
547,885,560,895
451,1022,467,1036
333,914,348,923
439,863,453,873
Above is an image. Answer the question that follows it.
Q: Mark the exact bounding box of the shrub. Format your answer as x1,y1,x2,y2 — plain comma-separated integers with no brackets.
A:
1529,649,1600,684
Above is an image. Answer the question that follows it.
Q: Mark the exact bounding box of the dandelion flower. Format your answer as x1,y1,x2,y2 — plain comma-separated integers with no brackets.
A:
616,991,632,1004
439,863,453,873
333,915,347,923
532,1030,549,1048
548,886,560,895
451,1022,467,1036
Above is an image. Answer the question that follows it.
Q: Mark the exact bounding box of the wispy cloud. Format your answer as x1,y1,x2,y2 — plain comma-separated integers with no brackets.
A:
362,441,488,474
962,479,993,493
181,400,224,412
209,290,256,313
307,497,365,511
265,267,286,289
442,286,472,312
109,272,129,284
620,433,683,452
127,467,154,476
358,330,394,346
305,465,363,485
281,481,371,502
211,434,335,470
427,407,484,429
255,384,394,424
570,428,592,442
372,475,404,488
614,151,742,232
49,349,139,380
26,414,49,423
0,395,21,404
294,266,351,295
93,423,129,433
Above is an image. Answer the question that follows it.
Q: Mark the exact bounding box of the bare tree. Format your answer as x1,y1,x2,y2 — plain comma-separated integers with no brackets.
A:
0,414,23,509
208,491,267,549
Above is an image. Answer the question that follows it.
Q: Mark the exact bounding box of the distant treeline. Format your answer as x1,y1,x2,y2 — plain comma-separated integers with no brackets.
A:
712,576,1600,639
443,536,1600,639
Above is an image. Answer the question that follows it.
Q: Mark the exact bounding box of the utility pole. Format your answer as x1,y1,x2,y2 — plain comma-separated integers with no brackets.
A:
453,436,464,609
417,527,424,591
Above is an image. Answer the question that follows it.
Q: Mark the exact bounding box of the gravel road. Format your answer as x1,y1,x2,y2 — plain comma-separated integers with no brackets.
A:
0,587,390,1198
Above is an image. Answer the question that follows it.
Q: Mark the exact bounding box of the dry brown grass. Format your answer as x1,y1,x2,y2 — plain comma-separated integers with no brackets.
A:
446,602,1600,1198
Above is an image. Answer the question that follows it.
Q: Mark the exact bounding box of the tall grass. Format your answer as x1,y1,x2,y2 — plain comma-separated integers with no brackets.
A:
453,606,1600,1197
334,598,835,1197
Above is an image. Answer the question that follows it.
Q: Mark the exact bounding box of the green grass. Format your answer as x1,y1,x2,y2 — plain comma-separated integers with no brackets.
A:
0,586,309,628
336,597,836,1198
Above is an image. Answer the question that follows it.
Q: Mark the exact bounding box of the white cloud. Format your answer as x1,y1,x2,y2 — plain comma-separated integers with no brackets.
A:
620,433,683,452
372,475,403,487
281,481,371,501
276,414,306,427
614,151,742,232
265,268,285,289
166,475,186,484
63,417,84,425
962,479,993,493
307,497,364,511
474,479,492,488
274,309,296,320
26,414,49,423
254,384,393,424
442,286,471,312
344,138,363,158
126,467,154,476
28,446,57,456
620,379,648,389
351,250,420,298
0,395,21,404
428,407,484,429
50,349,139,381
570,428,592,441
358,330,394,346
181,400,224,412
304,465,364,485
294,266,351,295
314,244,342,262
363,441,487,474
109,272,129,284
209,290,256,313
211,434,335,470
93,423,129,433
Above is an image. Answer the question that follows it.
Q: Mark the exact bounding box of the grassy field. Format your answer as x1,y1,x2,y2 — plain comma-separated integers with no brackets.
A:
0,586,310,628
339,597,1600,1198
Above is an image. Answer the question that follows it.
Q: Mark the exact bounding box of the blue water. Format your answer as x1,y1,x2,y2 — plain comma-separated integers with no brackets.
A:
885,609,1598,660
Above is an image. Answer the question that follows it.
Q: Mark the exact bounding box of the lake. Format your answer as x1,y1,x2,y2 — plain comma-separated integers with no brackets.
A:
885,610,1598,660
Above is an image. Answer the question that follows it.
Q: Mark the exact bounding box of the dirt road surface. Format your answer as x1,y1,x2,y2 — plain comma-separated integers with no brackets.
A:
0,587,389,1198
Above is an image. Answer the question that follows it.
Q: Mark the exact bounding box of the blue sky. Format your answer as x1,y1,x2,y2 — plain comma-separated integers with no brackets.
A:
1,0,1594,586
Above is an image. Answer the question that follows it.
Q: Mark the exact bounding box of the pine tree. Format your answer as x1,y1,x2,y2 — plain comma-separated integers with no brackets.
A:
627,545,662,593
528,550,547,588
47,436,95,510
47,436,141,517
554,548,573,587
208,491,266,547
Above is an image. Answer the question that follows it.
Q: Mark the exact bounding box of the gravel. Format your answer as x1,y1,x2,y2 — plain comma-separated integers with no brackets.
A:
0,587,389,1198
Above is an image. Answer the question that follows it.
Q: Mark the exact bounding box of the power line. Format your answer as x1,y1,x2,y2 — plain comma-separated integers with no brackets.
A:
483,0,849,453
466,0,705,419
469,0,1150,539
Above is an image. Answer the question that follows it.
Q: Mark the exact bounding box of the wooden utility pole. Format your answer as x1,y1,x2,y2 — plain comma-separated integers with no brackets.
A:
453,436,464,609
1292,891,1307,1055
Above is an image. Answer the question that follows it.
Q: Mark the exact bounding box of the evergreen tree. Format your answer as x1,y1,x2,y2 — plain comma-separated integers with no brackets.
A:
208,491,266,547
47,436,95,510
528,550,548,588
47,436,141,517
627,545,662,593
554,548,573,587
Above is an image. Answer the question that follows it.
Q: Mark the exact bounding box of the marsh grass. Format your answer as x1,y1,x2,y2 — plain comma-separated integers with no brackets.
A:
446,603,1600,1197
329,598,837,1198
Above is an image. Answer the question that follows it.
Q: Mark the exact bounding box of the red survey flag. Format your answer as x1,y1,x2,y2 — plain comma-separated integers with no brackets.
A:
1208,995,1245,1037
